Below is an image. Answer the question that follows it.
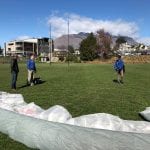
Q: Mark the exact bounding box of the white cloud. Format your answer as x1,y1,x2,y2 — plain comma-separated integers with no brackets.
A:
15,35,31,40
47,13,139,39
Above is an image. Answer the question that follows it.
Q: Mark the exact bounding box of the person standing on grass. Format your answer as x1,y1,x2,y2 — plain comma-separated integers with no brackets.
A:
10,54,19,90
27,54,36,86
114,55,125,84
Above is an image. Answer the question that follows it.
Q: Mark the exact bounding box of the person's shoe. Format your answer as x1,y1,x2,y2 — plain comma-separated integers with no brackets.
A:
27,81,30,86
30,83,34,86
117,80,121,83
120,81,124,84
12,88,16,92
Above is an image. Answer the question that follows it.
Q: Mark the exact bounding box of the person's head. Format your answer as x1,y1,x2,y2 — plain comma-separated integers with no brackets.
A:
30,54,35,60
12,53,18,59
117,55,121,59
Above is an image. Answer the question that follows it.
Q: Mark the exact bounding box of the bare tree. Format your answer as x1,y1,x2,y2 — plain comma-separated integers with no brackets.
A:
96,29,112,59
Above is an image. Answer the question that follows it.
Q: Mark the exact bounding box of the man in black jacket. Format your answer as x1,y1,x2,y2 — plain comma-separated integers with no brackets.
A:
10,54,19,90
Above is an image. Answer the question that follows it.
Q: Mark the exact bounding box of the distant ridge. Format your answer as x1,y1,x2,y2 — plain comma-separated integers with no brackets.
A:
54,32,138,50
54,32,89,49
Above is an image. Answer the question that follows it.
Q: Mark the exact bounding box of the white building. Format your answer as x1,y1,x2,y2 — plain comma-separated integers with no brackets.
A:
4,38,50,56
119,42,135,52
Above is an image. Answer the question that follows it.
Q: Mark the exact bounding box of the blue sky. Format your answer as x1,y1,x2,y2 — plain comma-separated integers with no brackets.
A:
0,0,150,47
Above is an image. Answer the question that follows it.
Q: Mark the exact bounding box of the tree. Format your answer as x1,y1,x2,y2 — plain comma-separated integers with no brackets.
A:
96,29,112,58
114,36,126,50
68,45,74,53
0,45,3,55
79,33,97,61
116,36,126,45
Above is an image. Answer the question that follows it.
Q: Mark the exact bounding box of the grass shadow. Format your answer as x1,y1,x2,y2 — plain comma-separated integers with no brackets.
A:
113,79,119,83
18,80,46,89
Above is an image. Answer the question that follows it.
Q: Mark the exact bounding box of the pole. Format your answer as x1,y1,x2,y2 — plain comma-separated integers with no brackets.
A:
37,39,39,57
67,18,70,67
49,23,52,65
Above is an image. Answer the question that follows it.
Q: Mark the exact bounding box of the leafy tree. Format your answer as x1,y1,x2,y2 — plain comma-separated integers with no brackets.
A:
68,45,74,53
96,29,112,58
66,53,80,63
79,33,97,61
114,36,126,50
0,45,2,55
116,36,126,44
112,36,127,54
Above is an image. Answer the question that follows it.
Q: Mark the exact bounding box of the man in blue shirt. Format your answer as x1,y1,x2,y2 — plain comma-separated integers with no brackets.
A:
27,54,36,86
114,55,125,83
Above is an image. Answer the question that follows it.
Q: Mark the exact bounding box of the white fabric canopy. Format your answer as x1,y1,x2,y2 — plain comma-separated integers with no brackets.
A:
1,91,150,150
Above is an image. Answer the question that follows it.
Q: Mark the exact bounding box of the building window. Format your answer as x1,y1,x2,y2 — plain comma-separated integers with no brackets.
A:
16,47,23,50
16,42,23,45
8,43,14,46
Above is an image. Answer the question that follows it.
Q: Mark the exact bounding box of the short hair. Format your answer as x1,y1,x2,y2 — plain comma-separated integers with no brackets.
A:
117,55,121,59
12,53,18,58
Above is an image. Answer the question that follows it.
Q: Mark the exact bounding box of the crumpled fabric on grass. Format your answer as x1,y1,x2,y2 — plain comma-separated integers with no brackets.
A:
140,107,150,121
1,91,150,149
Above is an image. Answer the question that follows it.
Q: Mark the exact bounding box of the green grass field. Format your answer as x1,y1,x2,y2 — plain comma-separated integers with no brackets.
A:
0,62,150,149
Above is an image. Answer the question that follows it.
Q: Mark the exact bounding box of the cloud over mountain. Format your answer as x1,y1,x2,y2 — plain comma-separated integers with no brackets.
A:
47,13,139,39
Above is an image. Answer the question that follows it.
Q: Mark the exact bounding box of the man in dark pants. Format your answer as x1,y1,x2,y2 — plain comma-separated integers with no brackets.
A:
27,54,36,86
10,54,19,90
114,55,125,84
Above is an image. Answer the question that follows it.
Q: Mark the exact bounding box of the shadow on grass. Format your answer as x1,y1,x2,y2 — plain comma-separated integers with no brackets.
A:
18,80,46,89
113,79,119,83
113,79,124,84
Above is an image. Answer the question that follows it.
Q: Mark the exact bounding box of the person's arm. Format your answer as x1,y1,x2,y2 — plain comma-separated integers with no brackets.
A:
114,61,118,70
27,60,30,70
16,60,19,73
10,59,14,72
34,61,36,72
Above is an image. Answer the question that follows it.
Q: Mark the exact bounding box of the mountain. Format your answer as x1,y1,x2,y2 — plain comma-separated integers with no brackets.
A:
54,32,89,50
112,36,138,46
54,32,138,50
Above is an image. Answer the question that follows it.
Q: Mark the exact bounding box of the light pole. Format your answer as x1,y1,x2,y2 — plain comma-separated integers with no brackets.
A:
49,23,52,65
67,18,70,67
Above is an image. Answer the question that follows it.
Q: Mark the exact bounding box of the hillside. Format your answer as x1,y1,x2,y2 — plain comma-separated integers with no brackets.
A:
54,32,89,49
54,32,137,50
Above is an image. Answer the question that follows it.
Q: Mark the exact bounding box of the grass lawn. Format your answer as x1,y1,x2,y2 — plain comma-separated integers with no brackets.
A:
0,62,150,149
